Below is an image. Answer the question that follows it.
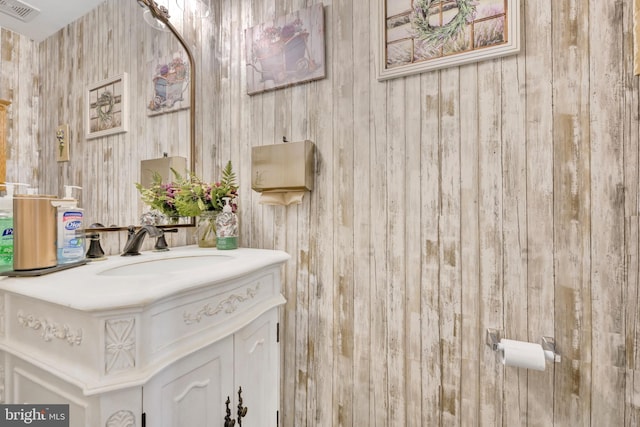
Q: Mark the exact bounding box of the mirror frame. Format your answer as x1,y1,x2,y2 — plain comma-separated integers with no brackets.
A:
0,100,9,187
86,0,196,232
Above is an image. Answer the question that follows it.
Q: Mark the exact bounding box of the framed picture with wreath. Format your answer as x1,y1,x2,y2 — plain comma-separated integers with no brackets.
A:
86,73,129,139
378,0,521,80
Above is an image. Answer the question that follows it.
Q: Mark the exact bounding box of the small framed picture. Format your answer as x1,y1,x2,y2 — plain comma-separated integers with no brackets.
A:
147,51,190,116
86,73,128,139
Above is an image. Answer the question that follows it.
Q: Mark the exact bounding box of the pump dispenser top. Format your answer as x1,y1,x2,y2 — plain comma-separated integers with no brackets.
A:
0,182,28,222
63,185,82,200
0,182,27,211
59,185,82,207
0,183,28,205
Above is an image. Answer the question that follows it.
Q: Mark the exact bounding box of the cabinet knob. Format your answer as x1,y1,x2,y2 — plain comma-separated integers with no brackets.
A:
237,386,248,425
224,396,236,427
223,388,248,426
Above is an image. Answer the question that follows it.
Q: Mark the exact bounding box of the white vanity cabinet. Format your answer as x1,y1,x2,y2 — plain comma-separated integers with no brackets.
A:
143,309,280,427
0,247,289,427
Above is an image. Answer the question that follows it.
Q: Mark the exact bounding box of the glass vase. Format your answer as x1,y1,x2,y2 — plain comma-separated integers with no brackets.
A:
166,216,181,225
196,211,218,247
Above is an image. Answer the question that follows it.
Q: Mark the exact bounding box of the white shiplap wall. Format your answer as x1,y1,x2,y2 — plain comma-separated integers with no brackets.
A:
2,0,640,425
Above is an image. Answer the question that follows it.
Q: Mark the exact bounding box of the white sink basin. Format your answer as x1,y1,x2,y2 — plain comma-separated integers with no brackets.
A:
98,254,233,276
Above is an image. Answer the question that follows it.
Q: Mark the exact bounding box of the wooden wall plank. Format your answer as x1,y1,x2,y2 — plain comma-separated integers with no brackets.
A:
352,0,372,425
552,0,593,424
524,0,556,424
477,57,504,426
623,0,640,423
307,1,334,424
438,66,462,427
386,76,407,427
369,1,390,424
420,68,443,427
459,63,480,427
589,0,626,424
331,1,355,423
501,33,528,427
403,71,423,426
625,216,640,425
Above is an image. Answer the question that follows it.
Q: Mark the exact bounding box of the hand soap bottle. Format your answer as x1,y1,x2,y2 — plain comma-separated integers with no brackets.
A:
0,183,25,272
53,185,85,264
215,197,238,250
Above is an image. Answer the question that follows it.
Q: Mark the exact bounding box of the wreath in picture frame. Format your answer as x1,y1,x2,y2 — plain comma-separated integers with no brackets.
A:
95,91,115,128
411,0,476,47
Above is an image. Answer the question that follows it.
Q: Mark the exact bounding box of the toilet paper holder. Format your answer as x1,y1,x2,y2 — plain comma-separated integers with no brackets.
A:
485,328,561,363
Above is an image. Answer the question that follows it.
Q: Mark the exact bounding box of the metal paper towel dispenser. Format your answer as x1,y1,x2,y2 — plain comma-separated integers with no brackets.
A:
140,155,187,188
251,140,315,192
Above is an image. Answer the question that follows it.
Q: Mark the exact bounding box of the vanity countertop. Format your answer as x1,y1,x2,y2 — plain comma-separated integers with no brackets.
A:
0,246,290,312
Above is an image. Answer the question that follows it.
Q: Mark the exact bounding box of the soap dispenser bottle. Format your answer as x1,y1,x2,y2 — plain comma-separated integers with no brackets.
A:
0,183,26,272
215,197,238,250
53,185,85,264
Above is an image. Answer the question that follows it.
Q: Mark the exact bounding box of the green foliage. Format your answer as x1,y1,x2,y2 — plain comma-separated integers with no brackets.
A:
136,161,239,218
135,171,181,218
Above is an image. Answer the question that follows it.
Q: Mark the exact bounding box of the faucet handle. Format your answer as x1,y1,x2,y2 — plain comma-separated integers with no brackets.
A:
154,233,169,251
154,228,178,252
85,233,105,259
121,225,162,256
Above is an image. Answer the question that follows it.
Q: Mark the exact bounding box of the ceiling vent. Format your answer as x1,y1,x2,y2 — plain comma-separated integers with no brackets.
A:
0,0,39,23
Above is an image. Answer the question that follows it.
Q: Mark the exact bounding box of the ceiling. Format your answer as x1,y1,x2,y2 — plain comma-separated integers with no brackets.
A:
0,0,106,43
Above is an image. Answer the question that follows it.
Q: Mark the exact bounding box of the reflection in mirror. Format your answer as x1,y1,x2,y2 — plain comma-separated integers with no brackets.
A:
32,0,215,242
0,100,9,186
82,0,197,231
176,0,210,19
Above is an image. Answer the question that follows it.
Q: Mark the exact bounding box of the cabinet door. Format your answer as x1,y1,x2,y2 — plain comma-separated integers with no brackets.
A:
143,335,234,427
9,356,94,427
234,309,280,427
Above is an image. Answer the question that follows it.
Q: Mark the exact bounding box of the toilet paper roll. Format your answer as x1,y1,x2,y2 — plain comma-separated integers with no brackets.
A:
497,339,546,371
258,191,305,206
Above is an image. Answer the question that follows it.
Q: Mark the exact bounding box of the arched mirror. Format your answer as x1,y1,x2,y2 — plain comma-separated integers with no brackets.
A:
13,0,213,234
77,0,203,231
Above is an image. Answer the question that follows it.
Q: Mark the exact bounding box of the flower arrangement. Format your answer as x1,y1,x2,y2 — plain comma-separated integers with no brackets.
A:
174,160,238,216
136,160,238,219
135,177,181,220
254,18,304,52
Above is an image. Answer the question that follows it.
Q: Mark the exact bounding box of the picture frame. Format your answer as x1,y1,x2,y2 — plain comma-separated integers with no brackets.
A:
86,73,128,139
378,0,521,81
146,51,190,116
245,3,326,95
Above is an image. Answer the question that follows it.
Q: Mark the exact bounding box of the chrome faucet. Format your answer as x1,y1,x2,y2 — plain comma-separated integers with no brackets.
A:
121,225,163,256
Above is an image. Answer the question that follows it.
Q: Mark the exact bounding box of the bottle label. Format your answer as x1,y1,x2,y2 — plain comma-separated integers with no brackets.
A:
64,220,82,231
59,210,84,262
216,236,238,250
63,211,83,229
0,218,12,270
